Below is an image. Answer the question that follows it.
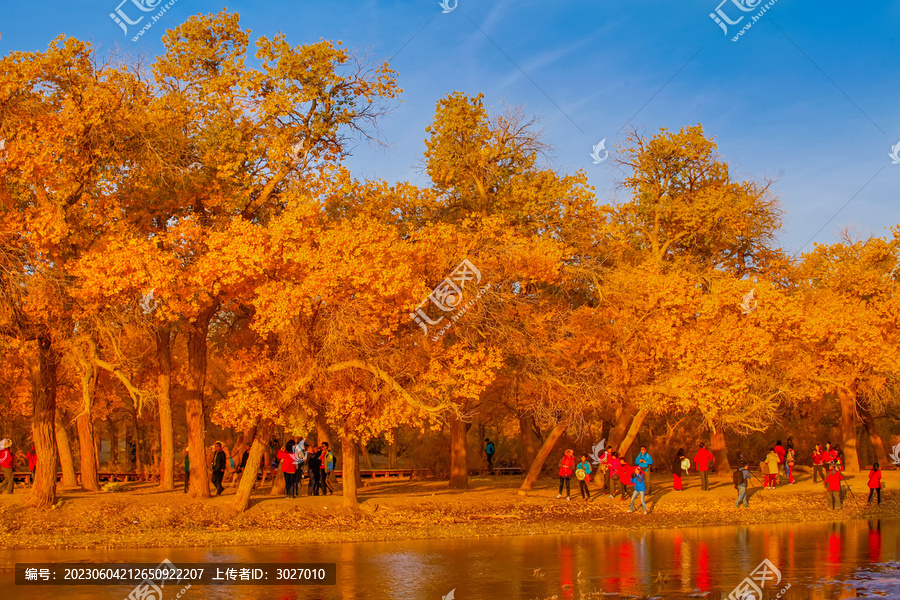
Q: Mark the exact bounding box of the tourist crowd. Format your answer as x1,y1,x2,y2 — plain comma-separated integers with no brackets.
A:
555,438,887,513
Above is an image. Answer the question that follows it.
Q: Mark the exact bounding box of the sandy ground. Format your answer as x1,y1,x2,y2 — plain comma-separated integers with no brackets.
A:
0,468,896,550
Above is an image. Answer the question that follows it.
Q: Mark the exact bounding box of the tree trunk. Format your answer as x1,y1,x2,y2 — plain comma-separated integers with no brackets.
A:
449,414,468,489
354,443,363,489
359,441,373,470
518,414,538,469
838,387,860,473
858,397,887,467
108,418,119,470
341,434,359,507
315,411,331,446
608,402,638,451
185,305,216,498
29,334,58,509
156,325,175,490
75,352,100,492
76,410,100,491
231,419,272,512
518,421,568,494
387,429,397,469
55,411,78,489
269,465,286,496
616,408,647,458
710,426,732,478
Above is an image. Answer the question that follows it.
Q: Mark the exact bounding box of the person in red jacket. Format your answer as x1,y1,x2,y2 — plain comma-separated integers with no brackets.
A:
812,444,825,483
672,449,686,491
867,462,883,505
0,439,14,495
693,442,714,491
557,449,576,501
25,446,36,485
825,464,844,510
617,459,634,501
276,440,298,499
607,452,621,498
823,442,835,468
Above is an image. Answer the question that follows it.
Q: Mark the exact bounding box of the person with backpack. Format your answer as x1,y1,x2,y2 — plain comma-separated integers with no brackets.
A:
211,442,227,496
484,438,496,471
292,438,307,497
277,440,298,499
0,439,14,494
557,449,576,501
628,465,648,514
734,462,752,508
321,442,336,495
693,442,714,491
576,453,592,501
867,462,883,505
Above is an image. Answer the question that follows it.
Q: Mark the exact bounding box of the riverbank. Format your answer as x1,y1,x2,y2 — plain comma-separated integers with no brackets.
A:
0,469,897,550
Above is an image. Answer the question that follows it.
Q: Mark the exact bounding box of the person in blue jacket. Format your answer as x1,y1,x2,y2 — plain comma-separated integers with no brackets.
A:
635,445,654,494
576,454,593,501
628,466,648,514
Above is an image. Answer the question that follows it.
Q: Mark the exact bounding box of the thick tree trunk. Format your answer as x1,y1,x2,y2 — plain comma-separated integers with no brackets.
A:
359,441,373,470
156,326,175,490
76,411,100,491
341,435,359,507
269,464,286,496
354,443,363,489
838,388,861,473
449,414,468,489
617,408,647,458
185,305,216,498
518,414,538,469
518,421,568,494
710,426,732,478
608,402,638,451
315,411,331,446
858,398,888,467
75,354,100,492
231,420,272,512
55,411,78,489
29,335,58,508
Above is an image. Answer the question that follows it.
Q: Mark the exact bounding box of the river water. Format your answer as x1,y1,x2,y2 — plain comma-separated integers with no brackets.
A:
2,519,898,599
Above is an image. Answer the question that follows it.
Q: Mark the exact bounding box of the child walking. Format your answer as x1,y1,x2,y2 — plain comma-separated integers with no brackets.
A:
576,454,592,501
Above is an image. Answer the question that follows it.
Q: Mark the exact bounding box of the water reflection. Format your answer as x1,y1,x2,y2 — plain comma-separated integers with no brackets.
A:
1,519,898,599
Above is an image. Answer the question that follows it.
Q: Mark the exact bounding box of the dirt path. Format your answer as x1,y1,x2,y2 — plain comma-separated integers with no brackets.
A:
0,469,896,550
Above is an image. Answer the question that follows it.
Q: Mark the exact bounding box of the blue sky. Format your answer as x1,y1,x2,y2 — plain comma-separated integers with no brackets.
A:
2,0,898,255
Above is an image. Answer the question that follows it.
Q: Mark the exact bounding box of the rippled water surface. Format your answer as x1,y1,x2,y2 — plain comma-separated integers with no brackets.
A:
2,518,899,599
